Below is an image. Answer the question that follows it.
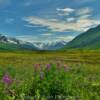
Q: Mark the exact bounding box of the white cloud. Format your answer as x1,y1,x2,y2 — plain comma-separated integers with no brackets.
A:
49,19,59,22
76,7,92,16
16,35,75,43
79,14,91,19
76,19,100,31
16,35,39,43
57,7,75,16
56,36,75,41
23,16,79,32
67,17,75,22
41,33,53,36
37,29,48,32
57,8,75,12
23,16,100,32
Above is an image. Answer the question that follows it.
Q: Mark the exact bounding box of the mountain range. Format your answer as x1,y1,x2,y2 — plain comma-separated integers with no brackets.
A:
0,34,67,51
0,24,100,51
64,25,100,50
34,41,67,50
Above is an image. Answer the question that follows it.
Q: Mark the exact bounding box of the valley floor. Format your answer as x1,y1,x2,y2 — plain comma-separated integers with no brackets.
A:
0,50,100,67
0,50,100,100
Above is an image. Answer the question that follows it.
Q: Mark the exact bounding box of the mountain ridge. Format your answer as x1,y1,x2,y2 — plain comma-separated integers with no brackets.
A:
0,34,38,51
0,34,67,50
63,25,100,50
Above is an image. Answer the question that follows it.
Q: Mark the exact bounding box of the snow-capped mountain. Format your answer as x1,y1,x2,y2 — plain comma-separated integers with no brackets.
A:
0,34,38,50
33,41,67,50
0,34,23,44
0,34,67,50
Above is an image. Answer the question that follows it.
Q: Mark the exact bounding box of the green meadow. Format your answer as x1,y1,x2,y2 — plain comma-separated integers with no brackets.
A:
0,50,100,100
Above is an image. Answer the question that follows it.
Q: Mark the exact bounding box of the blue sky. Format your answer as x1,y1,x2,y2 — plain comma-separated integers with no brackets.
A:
0,0,100,43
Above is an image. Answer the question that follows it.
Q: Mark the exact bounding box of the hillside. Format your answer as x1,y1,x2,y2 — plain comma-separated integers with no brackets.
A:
64,25,100,50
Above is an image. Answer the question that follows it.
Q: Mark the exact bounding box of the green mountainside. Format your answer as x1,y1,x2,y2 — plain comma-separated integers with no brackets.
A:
64,25,100,50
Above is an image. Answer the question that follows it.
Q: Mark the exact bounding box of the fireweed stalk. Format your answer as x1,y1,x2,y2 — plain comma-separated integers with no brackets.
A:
46,64,51,70
2,73,13,86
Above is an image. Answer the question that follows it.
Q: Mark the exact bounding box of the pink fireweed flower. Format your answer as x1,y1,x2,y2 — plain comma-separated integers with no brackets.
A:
46,63,51,70
2,73,13,85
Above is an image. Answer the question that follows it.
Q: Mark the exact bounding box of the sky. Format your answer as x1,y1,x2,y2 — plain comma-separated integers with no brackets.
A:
0,0,100,43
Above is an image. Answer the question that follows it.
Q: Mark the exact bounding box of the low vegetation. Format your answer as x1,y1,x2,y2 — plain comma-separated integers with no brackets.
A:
0,51,100,100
